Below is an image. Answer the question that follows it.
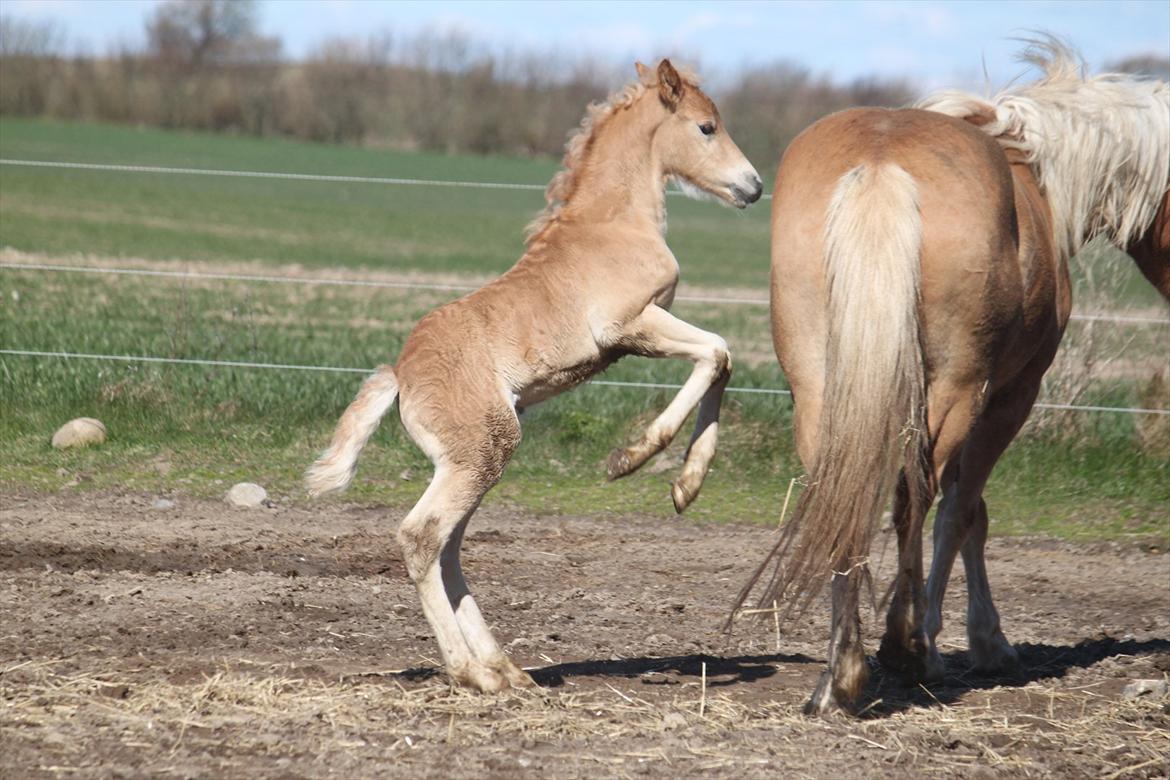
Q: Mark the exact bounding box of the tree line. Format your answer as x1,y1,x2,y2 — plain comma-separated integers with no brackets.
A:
1,1,1165,168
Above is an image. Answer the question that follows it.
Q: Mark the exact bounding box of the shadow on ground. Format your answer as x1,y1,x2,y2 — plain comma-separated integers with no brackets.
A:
381,636,1170,716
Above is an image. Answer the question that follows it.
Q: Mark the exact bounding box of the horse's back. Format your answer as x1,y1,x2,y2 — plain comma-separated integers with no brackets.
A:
774,107,1018,261
771,107,1030,386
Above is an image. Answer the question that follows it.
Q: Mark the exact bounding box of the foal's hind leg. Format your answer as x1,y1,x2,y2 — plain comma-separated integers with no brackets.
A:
397,402,525,692
443,518,534,688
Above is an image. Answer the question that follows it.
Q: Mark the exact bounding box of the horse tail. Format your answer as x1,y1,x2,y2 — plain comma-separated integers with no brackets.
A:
305,365,400,496
733,162,929,625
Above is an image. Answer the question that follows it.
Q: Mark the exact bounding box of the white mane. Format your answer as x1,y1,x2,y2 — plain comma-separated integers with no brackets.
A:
920,39,1170,260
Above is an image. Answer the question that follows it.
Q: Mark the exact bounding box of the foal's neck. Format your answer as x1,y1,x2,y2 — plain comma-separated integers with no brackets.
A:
566,97,668,234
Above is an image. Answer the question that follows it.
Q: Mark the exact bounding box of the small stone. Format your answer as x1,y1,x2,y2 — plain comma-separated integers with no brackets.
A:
226,482,268,508
51,418,107,449
152,498,176,510
1122,679,1169,700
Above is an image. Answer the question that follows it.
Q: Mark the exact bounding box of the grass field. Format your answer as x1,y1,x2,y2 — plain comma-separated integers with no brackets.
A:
1,117,1168,541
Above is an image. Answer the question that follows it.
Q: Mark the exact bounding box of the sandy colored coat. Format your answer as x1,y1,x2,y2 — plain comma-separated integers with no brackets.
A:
747,41,1167,715
307,60,762,692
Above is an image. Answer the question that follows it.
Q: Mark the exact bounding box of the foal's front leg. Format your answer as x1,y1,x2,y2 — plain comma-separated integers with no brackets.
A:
605,304,731,511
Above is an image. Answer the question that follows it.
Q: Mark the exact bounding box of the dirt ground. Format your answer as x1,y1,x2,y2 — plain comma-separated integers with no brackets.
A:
1,491,1168,779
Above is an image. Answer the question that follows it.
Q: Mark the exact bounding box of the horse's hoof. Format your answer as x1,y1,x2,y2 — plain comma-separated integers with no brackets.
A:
804,670,852,716
877,634,943,682
606,448,632,481
969,633,1020,675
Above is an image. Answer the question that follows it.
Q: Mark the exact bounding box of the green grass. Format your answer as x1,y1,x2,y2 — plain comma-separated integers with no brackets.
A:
1,118,1167,543
0,117,771,287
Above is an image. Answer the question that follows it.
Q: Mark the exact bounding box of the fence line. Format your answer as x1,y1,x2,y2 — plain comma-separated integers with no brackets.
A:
4,261,1167,325
1,157,751,199
0,158,551,193
3,348,1168,416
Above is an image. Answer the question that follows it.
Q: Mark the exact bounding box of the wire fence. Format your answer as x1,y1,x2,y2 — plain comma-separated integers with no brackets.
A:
3,260,1167,325
5,349,1170,416
2,157,1167,417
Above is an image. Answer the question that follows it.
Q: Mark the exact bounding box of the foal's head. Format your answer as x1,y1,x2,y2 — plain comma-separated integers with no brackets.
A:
639,60,763,208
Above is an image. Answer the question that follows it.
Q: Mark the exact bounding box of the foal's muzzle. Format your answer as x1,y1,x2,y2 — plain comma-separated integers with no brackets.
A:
730,174,764,207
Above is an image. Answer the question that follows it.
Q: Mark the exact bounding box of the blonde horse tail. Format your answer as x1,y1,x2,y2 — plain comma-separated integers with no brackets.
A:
305,366,400,497
733,162,928,625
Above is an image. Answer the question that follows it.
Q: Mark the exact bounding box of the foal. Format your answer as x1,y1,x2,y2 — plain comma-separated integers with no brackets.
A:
741,40,1168,714
308,60,762,692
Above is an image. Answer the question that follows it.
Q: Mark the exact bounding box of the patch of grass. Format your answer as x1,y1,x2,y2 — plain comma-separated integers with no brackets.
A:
0,117,773,288
1,264,1166,543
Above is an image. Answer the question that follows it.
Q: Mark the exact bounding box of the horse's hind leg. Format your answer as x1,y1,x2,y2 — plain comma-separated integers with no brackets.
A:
808,570,867,715
960,497,1018,672
924,371,1048,674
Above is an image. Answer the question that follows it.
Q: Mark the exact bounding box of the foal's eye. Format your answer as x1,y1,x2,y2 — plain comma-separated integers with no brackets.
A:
699,122,716,136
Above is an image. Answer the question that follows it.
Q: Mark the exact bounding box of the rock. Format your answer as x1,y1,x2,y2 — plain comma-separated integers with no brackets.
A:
1122,679,1169,700
151,498,176,510
226,482,268,508
51,418,107,449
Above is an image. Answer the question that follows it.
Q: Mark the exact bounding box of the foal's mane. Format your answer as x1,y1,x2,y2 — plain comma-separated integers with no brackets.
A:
524,81,648,245
524,65,700,246
920,38,1170,260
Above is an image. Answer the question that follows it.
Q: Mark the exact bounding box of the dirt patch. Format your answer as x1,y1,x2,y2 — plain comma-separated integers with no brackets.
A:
1,491,1168,778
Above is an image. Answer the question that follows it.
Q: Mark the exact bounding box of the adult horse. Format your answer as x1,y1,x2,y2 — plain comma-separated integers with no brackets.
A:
307,60,762,692
739,41,1168,714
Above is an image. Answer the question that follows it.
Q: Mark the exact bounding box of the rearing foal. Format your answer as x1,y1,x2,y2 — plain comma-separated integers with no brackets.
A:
307,60,762,692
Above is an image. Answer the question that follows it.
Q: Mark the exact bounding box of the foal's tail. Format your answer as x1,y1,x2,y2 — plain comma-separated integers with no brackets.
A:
734,162,929,623
305,365,399,496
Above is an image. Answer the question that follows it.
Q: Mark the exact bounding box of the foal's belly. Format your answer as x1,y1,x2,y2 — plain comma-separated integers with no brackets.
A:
514,352,622,408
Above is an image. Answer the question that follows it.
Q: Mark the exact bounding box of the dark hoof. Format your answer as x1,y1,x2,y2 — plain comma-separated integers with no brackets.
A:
670,481,696,514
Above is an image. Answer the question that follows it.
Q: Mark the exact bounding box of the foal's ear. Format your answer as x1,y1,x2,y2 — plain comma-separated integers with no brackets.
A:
635,61,655,85
657,59,685,110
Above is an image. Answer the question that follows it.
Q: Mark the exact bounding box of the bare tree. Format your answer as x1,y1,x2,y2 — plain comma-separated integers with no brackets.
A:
146,0,278,68
0,14,64,57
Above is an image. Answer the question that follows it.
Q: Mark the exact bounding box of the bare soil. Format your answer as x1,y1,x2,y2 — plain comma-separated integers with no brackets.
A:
1,491,1168,779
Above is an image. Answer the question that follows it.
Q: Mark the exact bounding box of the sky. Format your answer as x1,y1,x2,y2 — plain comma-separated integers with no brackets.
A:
6,0,1169,89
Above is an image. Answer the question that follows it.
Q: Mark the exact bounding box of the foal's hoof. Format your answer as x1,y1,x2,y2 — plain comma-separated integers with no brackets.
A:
496,660,537,689
671,480,697,514
452,664,510,693
606,448,634,480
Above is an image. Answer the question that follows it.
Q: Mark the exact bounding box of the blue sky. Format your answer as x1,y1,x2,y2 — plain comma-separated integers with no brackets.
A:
7,1,1169,89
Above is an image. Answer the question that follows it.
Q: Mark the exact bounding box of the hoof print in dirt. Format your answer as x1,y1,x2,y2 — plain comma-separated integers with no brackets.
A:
51,417,107,449
226,482,270,508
